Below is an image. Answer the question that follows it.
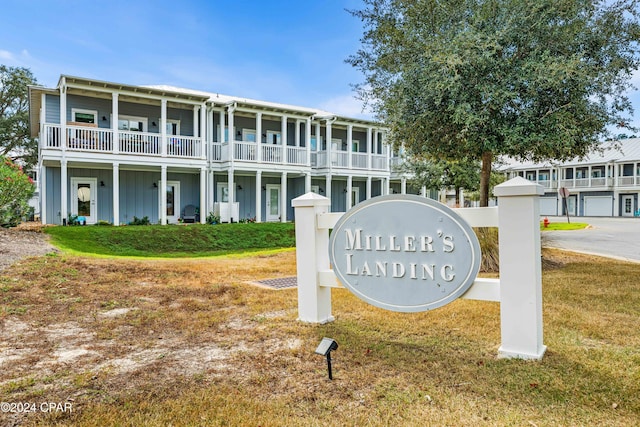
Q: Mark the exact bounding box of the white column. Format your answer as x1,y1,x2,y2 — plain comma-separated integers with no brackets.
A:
346,175,353,210
255,171,262,223
40,165,47,224
366,176,372,200
326,120,333,169
385,177,390,195
494,177,546,360
256,112,262,163
112,93,119,154
200,167,206,224
60,82,67,154
160,99,167,157
305,173,312,194
281,115,288,164
280,171,288,222
160,165,167,225
209,171,215,214
325,174,332,207
60,160,67,224
295,119,301,147
200,104,206,160
401,177,407,194
219,109,226,143
305,118,312,167
421,186,427,197
366,127,372,170
373,130,378,156
113,163,120,226
588,165,592,187
228,169,235,222
347,124,353,169
292,193,333,323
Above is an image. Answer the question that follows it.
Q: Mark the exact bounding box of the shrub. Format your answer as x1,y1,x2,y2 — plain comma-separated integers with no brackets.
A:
129,216,151,225
206,212,220,224
0,157,35,227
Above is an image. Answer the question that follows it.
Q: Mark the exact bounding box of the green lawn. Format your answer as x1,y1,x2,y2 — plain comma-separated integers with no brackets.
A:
541,221,588,231
45,223,296,257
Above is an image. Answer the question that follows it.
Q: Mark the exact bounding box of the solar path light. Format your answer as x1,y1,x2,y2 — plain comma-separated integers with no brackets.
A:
315,337,338,380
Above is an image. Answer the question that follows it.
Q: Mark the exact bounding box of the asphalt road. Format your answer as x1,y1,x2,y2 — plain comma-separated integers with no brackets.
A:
542,216,640,263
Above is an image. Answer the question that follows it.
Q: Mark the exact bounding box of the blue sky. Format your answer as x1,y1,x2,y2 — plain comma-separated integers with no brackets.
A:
1,0,639,131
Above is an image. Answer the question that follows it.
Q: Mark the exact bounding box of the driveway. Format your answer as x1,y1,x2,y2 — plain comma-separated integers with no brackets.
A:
542,216,640,263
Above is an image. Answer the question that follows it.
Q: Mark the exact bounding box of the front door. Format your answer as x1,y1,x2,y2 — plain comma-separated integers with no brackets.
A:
351,187,360,207
622,195,635,217
266,184,280,222
159,181,180,223
71,177,97,224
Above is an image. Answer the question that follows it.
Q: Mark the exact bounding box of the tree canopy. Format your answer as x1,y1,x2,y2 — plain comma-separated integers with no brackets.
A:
348,0,640,205
0,65,38,170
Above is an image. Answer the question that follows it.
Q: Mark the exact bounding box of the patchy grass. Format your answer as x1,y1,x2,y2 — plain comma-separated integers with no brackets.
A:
1,249,639,426
541,221,589,231
44,223,295,257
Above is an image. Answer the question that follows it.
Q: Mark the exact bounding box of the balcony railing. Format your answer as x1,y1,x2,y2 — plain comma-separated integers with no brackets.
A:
43,124,203,159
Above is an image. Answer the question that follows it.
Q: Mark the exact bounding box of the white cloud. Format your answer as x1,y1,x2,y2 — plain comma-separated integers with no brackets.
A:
0,49,31,66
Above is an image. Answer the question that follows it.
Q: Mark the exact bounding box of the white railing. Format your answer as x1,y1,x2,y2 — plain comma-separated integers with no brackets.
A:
372,154,388,170
44,124,61,148
211,143,222,161
167,135,201,158
119,131,159,155
617,176,638,186
351,153,368,169
262,145,283,163
286,146,307,165
536,180,552,188
590,177,607,187
331,151,349,167
67,125,113,152
234,141,257,161
315,152,328,167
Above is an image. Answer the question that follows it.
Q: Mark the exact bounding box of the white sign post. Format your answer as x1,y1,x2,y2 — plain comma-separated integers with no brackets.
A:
293,176,546,360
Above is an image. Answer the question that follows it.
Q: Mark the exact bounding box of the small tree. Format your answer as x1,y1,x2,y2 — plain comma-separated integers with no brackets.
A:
0,156,35,227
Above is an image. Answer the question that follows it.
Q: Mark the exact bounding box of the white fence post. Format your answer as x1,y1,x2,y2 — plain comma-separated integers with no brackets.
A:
494,177,546,360
292,193,334,323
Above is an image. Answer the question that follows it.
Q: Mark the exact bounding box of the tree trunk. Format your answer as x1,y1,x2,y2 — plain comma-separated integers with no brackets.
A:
479,151,493,207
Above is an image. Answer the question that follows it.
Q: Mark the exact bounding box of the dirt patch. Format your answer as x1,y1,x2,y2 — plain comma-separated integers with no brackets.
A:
0,223,58,271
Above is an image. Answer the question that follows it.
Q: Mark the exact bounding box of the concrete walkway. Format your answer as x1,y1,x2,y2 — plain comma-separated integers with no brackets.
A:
541,216,640,263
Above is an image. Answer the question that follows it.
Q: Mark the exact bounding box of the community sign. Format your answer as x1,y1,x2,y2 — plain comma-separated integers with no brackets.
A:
328,195,481,312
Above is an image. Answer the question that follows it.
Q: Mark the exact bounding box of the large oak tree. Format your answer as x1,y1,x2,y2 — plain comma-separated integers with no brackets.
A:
348,0,640,206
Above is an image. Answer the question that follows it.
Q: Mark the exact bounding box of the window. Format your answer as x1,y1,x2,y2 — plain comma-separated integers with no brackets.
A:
166,120,180,135
242,129,257,142
266,131,281,145
71,108,97,124
118,115,148,133
352,140,360,152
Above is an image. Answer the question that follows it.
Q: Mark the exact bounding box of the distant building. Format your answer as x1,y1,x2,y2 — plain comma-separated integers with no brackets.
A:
503,138,640,217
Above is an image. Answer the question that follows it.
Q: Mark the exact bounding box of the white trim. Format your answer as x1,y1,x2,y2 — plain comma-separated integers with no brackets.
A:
159,180,180,223
71,108,98,124
70,177,97,224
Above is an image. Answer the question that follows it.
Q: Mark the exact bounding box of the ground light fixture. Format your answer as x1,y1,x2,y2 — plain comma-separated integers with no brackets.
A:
315,337,338,380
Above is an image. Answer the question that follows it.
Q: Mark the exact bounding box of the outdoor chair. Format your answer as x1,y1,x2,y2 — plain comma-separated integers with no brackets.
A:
182,204,199,223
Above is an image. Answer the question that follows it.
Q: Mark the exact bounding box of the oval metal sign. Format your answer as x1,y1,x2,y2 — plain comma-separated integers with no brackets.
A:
328,195,481,312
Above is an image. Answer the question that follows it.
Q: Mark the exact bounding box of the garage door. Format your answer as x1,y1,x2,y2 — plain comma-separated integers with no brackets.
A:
539,198,558,216
583,196,613,216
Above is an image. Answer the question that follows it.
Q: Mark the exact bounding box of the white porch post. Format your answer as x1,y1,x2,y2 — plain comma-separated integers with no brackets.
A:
160,165,167,225
40,165,47,224
347,124,353,169
256,112,262,163
60,160,68,224
113,163,120,226
200,104,206,160
346,175,353,210
200,167,206,224
161,99,167,157
326,119,333,168
305,117,312,167
112,93,119,154
281,115,288,164
421,185,427,198
494,177,546,360
256,171,262,223
366,127,372,170
228,169,235,222
305,173,312,194
401,177,407,195
228,105,235,144
60,81,67,154
219,109,226,143
280,171,287,222
325,174,332,208
366,176,372,200
295,119,301,147
385,177,390,195
292,193,333,323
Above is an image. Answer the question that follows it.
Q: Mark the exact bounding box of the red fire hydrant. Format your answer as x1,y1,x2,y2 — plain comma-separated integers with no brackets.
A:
543,217,550,228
